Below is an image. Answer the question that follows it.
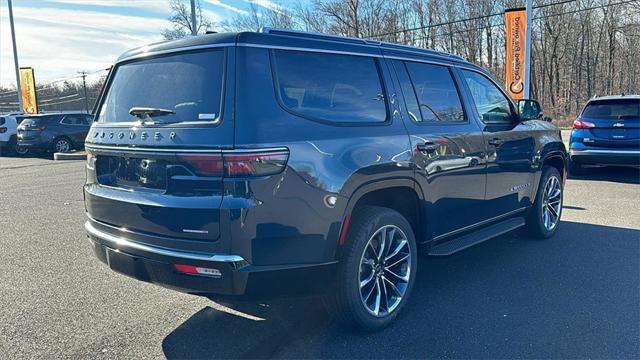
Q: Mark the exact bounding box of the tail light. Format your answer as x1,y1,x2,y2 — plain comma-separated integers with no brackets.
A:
572,119,595,129
178,154,224,176
0,127,6,133
178,149,289,178
174,264,222,278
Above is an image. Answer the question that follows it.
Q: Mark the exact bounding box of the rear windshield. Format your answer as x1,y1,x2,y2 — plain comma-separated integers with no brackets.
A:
97,49,225,124
20,116,52,126
0,117,4,126
582,99,640,120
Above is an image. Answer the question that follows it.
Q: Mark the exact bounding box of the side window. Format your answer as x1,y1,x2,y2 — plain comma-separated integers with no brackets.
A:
83,115,93,125
404,62,465,122
394,61,422,123
0,117,5,126
462,70,515,124
272,50,387,123
61,115,84,125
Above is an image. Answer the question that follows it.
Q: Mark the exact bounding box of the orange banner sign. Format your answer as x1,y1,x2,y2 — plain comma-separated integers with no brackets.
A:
19,67,38,114
505,8,527,100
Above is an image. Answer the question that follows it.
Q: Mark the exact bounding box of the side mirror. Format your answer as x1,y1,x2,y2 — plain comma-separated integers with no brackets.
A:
518,99,542,121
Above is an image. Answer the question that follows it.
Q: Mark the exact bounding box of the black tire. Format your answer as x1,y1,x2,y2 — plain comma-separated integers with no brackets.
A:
568,159,585,176
13,137,29,156
525,166,563,238
324,206,417,331
53,137,73,153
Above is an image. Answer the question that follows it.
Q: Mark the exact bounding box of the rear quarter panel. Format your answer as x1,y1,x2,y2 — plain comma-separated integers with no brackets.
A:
232,46,414,265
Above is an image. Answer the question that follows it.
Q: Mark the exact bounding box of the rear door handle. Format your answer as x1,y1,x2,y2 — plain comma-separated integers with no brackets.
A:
416,142,439,153
488,138,504,146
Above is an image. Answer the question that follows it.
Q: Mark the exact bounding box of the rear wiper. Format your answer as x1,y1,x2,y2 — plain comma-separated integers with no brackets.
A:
129,107,175,119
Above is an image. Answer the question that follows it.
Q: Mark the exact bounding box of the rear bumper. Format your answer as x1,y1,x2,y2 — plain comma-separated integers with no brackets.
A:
17,136,50,149
86,220,336,298
569,149,640,166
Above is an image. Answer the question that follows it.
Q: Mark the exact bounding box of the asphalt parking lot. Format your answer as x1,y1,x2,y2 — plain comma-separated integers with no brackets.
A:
0,155,638,359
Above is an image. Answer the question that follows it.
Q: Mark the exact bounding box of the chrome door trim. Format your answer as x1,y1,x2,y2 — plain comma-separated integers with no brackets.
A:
432,207,528,242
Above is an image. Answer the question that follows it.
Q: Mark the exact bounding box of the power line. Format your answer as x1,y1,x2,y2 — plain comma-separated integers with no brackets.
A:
370,0,578,39
0,68,108,98
408,0,637,42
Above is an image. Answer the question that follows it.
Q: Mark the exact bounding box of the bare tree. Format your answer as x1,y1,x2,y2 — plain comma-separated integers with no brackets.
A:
162,0,213,40
219,3,295,32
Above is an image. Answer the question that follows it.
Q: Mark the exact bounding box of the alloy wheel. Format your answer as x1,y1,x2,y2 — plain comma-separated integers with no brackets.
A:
55,139,71,153
542,175,562,230
14,145,28,155
358,225,412,317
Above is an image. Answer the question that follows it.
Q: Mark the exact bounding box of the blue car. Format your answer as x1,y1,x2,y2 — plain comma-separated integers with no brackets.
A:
569,95,640,174
84,29,567,331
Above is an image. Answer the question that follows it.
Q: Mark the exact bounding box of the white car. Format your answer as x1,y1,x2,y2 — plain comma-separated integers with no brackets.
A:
0,112,28,155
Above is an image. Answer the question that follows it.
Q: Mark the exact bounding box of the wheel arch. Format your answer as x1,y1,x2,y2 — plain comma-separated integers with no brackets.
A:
335,178,425,260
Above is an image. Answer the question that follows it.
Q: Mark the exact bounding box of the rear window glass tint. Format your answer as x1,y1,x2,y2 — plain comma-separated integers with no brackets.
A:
582,99,639,120
21,117,44,126
404,62,465,122
272,50,387,123
61,114,88,125
0,117,4,126
98,49,224,124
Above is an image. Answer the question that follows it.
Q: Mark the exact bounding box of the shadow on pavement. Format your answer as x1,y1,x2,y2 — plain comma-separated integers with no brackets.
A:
163,221,639,359
568,166,640,184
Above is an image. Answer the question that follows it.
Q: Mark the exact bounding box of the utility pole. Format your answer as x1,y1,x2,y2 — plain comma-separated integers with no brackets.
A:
190,0,197,36
78,71,89,113
8,0,24,113
524,0,533,99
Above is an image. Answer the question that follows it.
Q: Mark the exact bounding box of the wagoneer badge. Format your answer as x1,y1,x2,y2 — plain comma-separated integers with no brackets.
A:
129,132,135,140
118,132,124,139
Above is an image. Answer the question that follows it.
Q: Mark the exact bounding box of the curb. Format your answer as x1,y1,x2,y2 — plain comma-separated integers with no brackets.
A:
54,152,86,161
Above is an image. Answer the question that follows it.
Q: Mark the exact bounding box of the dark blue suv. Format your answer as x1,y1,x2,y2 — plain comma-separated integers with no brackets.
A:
17,112,93,154
84,29,567,330
569,95,640,174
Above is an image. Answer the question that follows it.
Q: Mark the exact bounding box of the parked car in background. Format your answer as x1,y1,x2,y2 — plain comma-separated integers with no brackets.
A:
17,112,93,154
83,29,567,331
569,95,640,174
0,112,27,155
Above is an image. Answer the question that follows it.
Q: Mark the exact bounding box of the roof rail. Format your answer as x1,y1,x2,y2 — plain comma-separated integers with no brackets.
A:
378,41,466,61
259,27,465,61
260,27,380,46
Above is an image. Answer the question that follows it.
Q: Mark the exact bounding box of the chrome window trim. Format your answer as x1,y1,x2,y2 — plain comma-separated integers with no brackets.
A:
85,220,246,263
115,41,475,71
238,42,382,58
116,42,235,64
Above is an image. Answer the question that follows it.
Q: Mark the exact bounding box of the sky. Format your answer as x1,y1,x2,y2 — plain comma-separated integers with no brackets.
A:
0,0,291,88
